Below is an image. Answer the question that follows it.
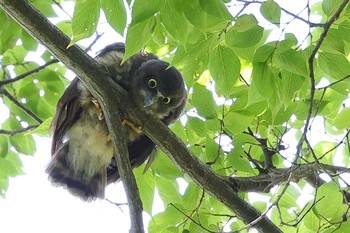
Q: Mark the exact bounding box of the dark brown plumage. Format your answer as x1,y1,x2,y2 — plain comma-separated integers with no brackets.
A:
46,43,186,201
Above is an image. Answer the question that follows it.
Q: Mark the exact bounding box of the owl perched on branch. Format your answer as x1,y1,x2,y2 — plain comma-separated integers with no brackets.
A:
46,43,187,201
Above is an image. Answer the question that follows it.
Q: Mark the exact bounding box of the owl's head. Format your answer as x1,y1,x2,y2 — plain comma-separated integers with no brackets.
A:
130,60,186,123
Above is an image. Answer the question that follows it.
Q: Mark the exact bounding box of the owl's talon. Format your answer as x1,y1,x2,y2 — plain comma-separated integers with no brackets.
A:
91,99,100,108
122,119,143,134
91,99,104,120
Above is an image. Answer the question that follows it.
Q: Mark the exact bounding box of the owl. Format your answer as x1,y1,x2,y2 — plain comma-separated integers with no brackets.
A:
46,43,186,201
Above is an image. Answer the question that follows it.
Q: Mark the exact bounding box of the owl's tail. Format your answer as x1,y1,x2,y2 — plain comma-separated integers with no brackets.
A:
45,142,106,201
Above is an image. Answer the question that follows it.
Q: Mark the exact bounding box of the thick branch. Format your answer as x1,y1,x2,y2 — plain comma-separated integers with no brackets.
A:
0,0,282,232
233,163,350,193
0,1,144,232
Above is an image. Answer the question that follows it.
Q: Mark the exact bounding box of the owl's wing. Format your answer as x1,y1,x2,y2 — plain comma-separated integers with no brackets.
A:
50,78,82,155
50,44,127,155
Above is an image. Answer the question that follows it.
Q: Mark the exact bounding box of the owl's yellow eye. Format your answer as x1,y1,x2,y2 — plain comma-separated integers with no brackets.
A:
148,79,157,88
162,97,171,104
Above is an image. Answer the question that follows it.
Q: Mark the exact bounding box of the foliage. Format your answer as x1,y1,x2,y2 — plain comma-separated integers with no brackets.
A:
1,0,350,232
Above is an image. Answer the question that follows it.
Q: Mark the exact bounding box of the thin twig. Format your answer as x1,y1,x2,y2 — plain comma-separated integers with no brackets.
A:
0,125,38,135
237,174,292,232
236,0,324,27
296,0,349,160
169,203,216,233
1,88,42,124
85,32,104,53
317,74,350,90
0,59,58,86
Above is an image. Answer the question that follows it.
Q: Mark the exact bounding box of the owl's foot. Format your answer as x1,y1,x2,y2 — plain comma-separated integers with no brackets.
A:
91,99,104,120
122,119,142,134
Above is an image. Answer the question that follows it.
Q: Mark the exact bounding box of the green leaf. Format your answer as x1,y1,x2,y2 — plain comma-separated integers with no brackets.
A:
225,25,263,48
56,20,73,37
134,164,155,215
234,14,259,31
21,30,38,51
199,0,233,21
338,20,350,42
331,108,350,130
320,28,345,54
182,0,207,32
205,119,221,133
9,134,36,155
254,42,276,62
279,71,306,107
0,152,23,178
172,34,214,66
151,151,182,179
132,0,162,23
124,16,156,61
224,111,254,134
27,117,52,136
227,151,255,174
273,185,299,208
30,0,57,17
318,52,350,80
101,0,127,35
205,137,220,163
70,0,100,45
171,121,188,142
148,204,185,232
0,178,9,198
182,183,201,210
315,182,343,219
0,11,10,30
251,62,275,100
155,176,182,204
274,49,308,77
192,84,218,119
208,45,241,97
322,0,343,17
0,135,9,158
260,0,281,24
0,21,22,53
246,82,265,107
160,0,188,43
187,117,206,137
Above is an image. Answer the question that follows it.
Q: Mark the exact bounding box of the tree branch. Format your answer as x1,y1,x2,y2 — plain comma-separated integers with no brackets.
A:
236,0,324,27
0,59,58,86
0,0,282,232
0,87,43,124
232,163,350,193
296,0,349,160
0,125,38,135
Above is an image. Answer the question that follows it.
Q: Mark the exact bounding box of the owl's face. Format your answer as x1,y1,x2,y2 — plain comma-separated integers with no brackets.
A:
130,60,186,120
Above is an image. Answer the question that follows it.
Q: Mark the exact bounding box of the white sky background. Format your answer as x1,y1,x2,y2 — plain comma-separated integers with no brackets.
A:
0,0,333,232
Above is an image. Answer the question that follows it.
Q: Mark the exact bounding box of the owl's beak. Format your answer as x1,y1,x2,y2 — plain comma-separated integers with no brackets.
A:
143,93,157,107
